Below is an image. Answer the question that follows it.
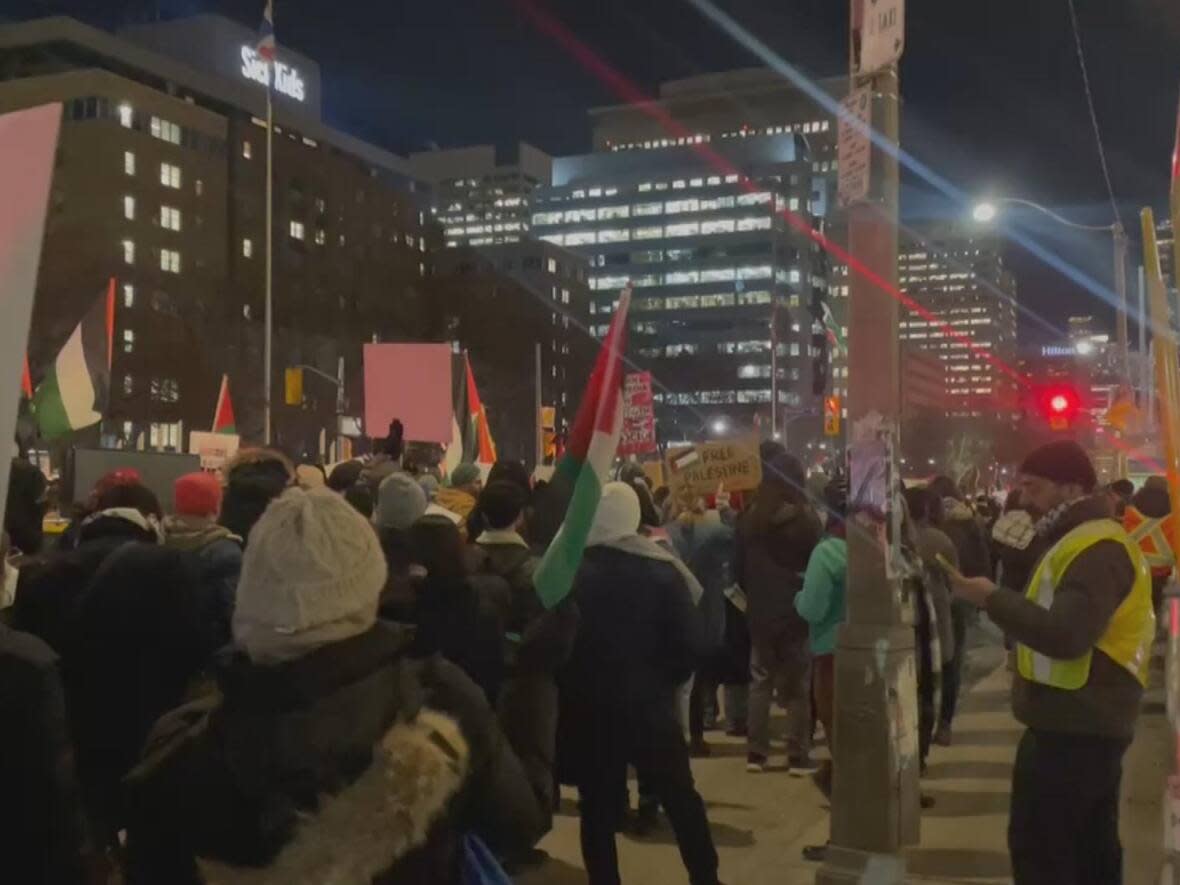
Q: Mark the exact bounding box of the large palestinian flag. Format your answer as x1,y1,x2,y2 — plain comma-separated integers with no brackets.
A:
32,279,115,439
443,352,497,476
533,287,631,609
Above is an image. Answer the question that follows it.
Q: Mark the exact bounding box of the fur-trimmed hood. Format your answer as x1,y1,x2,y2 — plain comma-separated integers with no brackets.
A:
198,709,469,885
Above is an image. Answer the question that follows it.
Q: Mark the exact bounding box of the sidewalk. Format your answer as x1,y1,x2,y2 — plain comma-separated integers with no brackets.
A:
519,645,1168,884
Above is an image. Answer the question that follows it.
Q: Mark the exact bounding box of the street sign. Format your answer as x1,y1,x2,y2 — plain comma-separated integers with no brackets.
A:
838,87,872,206
854,0,905,75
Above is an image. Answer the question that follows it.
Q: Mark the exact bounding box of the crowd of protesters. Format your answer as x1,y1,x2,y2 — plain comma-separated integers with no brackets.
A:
0,424,1166,884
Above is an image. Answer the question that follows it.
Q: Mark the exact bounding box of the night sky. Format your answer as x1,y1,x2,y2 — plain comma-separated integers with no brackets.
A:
5,0,1180,344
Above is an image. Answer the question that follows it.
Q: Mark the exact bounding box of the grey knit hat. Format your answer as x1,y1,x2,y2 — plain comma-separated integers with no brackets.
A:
375,472,428,530
233,487,388,663
450,463,481,488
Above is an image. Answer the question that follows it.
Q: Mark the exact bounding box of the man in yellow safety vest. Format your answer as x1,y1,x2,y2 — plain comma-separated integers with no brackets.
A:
948,439,1154,885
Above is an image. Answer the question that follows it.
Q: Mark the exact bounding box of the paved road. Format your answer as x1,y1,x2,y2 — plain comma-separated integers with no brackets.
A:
518,628,1166,884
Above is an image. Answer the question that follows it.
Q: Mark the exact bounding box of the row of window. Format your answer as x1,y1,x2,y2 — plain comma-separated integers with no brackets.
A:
606,119,830,153
532,192,777,226
122,195,182,231
651,389,804,406
540,216,773,248
119,373,179,403
589,265,781,291
121,239,181,273
65,97,224,156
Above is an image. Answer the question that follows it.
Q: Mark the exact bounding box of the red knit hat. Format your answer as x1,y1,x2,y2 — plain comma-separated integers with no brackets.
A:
174,471,223,518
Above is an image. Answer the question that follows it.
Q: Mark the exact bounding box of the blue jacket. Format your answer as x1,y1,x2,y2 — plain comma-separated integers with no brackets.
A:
794,536,848,656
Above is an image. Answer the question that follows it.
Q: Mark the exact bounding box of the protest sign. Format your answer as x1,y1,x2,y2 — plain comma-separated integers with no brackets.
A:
666,436,762,498
618,372,656,455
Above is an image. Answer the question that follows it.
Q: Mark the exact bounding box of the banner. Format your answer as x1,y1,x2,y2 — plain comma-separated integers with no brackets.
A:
666,436,762,499
189,431,240,470
618,372,656,455
363,343,453,443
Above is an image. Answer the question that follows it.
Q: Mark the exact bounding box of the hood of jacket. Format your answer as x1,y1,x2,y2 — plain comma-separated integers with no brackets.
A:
79,507,162,545
941,497,975,522
197,707,469,885
163,515,241,553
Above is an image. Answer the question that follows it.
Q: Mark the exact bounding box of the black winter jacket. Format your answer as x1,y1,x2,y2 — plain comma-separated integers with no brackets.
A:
124,621,545,884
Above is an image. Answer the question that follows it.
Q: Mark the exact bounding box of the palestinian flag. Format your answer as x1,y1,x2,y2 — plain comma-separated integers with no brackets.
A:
533,287,631,610
32,279,115,439
443,353,497,477
212,374,236,434
20,355,32,399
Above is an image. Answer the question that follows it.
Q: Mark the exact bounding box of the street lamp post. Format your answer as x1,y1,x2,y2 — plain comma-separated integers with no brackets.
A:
972,197,1130,381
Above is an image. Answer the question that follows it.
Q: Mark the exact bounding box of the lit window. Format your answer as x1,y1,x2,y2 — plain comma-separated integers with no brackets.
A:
160,163,181,189
150,116,180,144
242,140,252,159
122,329,135,353
701,219,735,235
122,284,135,308
597,229,630,243
160,205,181,231
289,220,305,241
634,226,663,240
737,192,772,207
124,151,135,176
123,195,135,220
242,238,253,258
118,103,133,128
122,239,135,264
665,222,699,238
665,198,699,214
736,216,771,232
122,375,133,395
315,229,326,246
548,258,557,273
160,248,181,273
565,231,595,246
598,205,630,220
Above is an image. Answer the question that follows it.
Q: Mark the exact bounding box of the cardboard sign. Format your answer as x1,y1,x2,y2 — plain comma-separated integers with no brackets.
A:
618,372,656,455
189,431,240,471
666,437,762,498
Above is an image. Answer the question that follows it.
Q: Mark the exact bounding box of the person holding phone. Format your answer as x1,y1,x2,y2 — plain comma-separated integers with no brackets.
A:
944,440,1154,885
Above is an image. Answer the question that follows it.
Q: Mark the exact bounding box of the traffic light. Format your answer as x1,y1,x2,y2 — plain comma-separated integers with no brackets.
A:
824,395,841,436
1039,384,1081,431
284,367,303,406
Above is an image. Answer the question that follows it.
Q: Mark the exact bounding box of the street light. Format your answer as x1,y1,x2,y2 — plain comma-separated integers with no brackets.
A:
710,417,729,436
971,195,1129,380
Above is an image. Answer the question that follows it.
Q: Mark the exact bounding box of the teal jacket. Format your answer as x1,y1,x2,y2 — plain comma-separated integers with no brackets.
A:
794,536,848,656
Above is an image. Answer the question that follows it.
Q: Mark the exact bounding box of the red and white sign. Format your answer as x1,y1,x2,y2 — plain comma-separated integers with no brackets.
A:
838,86,872,207
618,372,657,455
854,0,905,75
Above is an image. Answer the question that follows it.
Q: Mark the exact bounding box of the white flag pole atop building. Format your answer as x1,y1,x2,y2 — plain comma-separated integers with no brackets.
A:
258,1,276,444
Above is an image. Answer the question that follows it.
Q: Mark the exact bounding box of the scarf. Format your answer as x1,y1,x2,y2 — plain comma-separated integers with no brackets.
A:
1034,497,1084,538
594,533,704,605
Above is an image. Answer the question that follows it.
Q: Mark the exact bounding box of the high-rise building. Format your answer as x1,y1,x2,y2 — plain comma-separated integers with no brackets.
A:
534,137,827,444
898,225,1019,417
431,240,594,460
534,68,845,446
0,15,440,455
409,143,552,249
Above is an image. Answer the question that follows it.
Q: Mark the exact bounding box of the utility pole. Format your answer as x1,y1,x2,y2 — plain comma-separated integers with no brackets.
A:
818,1,918,881
1114,221,1130,383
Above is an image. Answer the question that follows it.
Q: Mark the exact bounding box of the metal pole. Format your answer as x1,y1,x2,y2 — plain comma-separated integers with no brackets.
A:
262,36,274,445
770,308,779,440
1115,221,1130,383
817,22,917,885
535,341,543,469
1139,265,1148,410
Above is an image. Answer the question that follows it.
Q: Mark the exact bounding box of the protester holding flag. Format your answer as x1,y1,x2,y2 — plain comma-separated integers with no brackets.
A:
558,482,720,885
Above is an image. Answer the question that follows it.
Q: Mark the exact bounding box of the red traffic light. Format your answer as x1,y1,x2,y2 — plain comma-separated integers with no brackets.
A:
1037,385,1082,429
1049,393,1070,414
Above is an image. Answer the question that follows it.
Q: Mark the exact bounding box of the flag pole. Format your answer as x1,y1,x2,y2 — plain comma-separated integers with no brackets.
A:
262,4,275,445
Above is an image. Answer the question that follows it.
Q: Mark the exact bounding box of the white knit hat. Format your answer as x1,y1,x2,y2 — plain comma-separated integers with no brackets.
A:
233,486,388,663
587,481,642,547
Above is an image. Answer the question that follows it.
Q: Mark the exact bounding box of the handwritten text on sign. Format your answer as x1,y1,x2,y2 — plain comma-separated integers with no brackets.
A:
618,372,657,455
666,437,762,497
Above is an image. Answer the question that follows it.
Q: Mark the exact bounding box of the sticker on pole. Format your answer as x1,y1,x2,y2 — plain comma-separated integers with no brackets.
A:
854,0,905,75
838,87,872,207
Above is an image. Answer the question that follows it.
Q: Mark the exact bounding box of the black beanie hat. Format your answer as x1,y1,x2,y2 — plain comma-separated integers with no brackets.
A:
1019,440,1097,492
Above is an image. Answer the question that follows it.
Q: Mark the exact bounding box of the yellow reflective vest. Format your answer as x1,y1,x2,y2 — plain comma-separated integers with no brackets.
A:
1017,519,1155,690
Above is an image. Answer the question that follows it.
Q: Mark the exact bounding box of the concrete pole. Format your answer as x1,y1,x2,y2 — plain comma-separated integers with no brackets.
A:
816,53,919,885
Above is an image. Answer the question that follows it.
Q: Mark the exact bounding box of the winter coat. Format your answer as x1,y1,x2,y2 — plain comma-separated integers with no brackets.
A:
11,509,158,654
558,545,705,780
64,542,209,843
123,621,545,885
912,524,958,662
985,495,1143,739
667,515,735,659
794,536,847,656
938,498,992,579
0,624,90,884
735,497,822,643
407,573,511,705
164,515,244,654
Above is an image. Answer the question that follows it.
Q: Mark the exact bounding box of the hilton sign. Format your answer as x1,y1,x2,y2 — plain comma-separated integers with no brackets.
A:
240,46,306,102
